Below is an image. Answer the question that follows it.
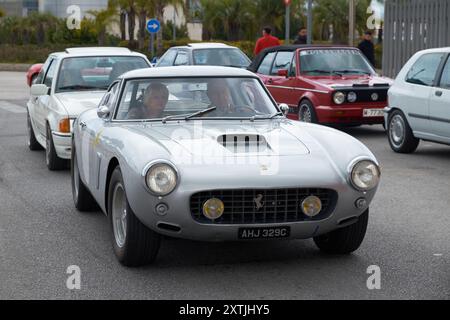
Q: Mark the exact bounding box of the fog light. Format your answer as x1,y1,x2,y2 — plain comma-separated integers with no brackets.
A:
202,198,224,220
355,198,367,209
301,196,322,217
155,203,168,216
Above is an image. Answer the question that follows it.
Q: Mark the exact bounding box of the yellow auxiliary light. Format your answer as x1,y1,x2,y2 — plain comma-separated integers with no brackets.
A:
301,196,322,217
202,198,225,220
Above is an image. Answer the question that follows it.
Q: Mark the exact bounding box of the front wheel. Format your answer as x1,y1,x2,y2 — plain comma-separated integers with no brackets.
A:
45,125,66,170
298,100,318,123
108,167,161,266
313,209,369,254
388,110,419,153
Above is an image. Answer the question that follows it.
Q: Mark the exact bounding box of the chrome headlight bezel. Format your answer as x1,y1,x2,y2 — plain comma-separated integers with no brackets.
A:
348,158,381,192
333,91,346,104
142,160,179,196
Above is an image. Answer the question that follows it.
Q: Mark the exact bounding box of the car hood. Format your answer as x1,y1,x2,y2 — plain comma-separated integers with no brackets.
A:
307,75,393,89
54,91,105,117
127,120,311,159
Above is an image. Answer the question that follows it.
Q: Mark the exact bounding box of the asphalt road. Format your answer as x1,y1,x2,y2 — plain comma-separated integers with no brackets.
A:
0,71,448,300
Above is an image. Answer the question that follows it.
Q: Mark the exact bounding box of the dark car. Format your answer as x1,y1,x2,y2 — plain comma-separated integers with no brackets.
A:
248,45,393,125
155,43,251,69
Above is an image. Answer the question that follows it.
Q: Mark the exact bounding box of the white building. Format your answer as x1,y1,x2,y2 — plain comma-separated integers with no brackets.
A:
39,0,108,18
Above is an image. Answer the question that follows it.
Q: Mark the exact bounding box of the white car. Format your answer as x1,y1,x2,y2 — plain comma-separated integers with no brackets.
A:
27,47,151,170
385,47,450,153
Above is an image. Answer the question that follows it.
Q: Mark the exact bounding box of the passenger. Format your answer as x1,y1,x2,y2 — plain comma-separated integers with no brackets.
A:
127,82,169,119
206,78,234,115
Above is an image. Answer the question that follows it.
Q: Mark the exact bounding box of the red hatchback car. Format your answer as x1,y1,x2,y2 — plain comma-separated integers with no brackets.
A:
249,45,393,125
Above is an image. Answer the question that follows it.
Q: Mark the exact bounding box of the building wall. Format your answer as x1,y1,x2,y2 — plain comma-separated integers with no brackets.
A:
39,0,108,18
0,0,39,17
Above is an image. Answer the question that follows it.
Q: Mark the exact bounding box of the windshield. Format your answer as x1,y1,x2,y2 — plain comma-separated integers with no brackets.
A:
193,49,251,68
299,49,375,76
56,56,149,92
114,77,278,121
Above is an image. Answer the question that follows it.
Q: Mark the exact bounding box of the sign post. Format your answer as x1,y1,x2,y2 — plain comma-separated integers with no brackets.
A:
284,0,291,44
146,19,161,58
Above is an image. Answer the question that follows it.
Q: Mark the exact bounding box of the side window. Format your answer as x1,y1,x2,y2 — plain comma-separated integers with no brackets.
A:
100,81,120,110
43,59,57,88
174,51,188,66
405,53,444,86
438,56,450,89
158,49,178,67
271,51,294,75
290,54,297,77
256,52,276,75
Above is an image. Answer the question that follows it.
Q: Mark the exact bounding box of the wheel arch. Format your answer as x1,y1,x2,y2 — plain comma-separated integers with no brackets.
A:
105,157,120,216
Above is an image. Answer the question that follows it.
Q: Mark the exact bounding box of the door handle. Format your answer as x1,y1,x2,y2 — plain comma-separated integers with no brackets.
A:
267,78,273,84
435,90,443,97
79,122,86,129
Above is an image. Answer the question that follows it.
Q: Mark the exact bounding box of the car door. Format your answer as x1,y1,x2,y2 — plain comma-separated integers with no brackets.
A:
402,52,445,134
429,54,450,140
267,51,297,107
255,51,276,92
35,58,57,138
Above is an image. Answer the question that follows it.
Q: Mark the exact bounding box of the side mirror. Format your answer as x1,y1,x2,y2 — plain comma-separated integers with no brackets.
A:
277,69,288,77
97,105,110,119
30,84,49,96
279,103,289,115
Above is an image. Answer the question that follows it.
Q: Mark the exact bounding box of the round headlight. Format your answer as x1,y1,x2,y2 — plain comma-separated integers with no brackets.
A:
145,163,178,195
350,160,380,191
347,91,357,103
333,91,346,104
301,196,322,217
203,198,224,220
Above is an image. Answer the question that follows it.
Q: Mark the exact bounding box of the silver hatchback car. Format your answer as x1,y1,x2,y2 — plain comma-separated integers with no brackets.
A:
385,47,450,153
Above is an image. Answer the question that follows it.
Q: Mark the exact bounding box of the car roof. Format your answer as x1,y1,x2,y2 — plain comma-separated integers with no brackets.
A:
171,42,237,50
414,47,450,55
49,47,148,59
248,44,358,72
120,66,258,79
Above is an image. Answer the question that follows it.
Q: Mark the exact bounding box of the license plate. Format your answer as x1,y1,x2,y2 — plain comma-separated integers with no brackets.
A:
363,109,384,117
238,226,290,239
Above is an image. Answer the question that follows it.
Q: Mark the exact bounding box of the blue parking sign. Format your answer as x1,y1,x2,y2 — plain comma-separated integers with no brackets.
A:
147,19,161,33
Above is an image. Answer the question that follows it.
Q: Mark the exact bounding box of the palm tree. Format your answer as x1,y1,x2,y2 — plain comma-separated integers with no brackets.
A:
0,7,5,18
153,0,185,55
109,0,137,43
88,8,117,45
135,0,155,50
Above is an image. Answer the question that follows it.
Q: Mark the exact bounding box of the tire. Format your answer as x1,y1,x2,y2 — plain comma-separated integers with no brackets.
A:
108,167,161,266
27,111,43,151
298,100,318,123
313,209,369,254
387,110,419,153
71,141,98,212
45,124,66,170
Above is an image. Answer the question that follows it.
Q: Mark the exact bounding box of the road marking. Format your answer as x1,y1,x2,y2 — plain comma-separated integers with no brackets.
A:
0,100,27,114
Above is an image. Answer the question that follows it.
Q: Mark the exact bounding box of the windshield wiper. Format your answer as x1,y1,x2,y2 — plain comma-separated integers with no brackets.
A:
303,69,342,76
161,106,217,123
58,85,105,91
333,69,372,75
249,111,283,121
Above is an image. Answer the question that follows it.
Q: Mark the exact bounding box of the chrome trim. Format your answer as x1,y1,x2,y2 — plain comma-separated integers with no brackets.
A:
52,131,72,137
141,159,180,196
265,85,329,94
347,157,380,192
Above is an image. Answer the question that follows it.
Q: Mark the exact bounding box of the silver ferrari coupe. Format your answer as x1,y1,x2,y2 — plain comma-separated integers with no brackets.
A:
71,66,380,266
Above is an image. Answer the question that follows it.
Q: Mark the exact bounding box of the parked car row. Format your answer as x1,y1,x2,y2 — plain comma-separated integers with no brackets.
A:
25,43,449,266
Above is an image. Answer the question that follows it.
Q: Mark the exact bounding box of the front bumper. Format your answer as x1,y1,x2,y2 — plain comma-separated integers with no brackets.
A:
315,103,386,124
52,131,72,159
127,179,376,242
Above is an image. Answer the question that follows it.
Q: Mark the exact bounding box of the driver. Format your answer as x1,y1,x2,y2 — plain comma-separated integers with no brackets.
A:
206,78,235,115
127,82,169,119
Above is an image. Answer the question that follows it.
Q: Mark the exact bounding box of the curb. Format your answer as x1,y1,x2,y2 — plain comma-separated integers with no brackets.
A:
0,63,31,72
